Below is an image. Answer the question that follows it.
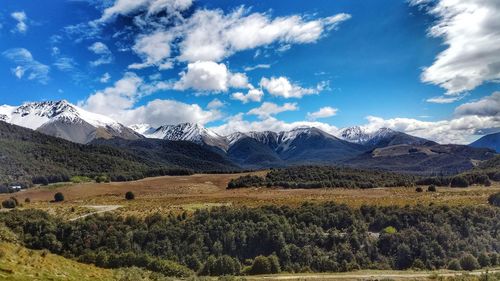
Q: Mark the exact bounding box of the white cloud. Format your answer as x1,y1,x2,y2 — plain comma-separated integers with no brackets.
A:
455,92,500,117
211,113,339,136
306,106,338,120
11,11,28,33
247,102,298,119
53,57,77,71
129,31,174,70
426,95,464,104
88,42,113,66
231,88,264,104
100,72,111,83
97,0,193,23
177,7,351,62
244,64,271,71
2,48,49,84
414,0,500,94
207,98,225,109
174,61,248,92
118,99,221,127
260,76,325,98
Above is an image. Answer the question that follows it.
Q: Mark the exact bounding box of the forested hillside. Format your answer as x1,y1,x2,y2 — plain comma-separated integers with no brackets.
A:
2,204,499,276
0,121,238,186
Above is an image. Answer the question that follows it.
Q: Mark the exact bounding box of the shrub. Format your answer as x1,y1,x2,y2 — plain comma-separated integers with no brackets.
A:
54,192,64,202
199,255,240,276
488,192,500,207
1,199,16,209
460,254,480,271
415,187,423,193
448,259,462,270
382,226,397,234
24,198,30,203
125,191,135,200
427,185,437,192
249,255,271,275
450,176,469,188
478,252,490,268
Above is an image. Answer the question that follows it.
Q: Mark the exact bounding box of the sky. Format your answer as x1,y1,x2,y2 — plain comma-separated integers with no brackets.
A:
0,0,499,144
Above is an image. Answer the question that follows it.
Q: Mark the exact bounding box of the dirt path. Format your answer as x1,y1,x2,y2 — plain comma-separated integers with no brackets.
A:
246,269,500,280
69,205,122,221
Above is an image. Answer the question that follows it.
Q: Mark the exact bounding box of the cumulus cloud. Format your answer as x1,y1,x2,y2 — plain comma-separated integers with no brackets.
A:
306,106,338,120
455,92,500,117
260,76,325,98
174,61,249,92
81,72,218,126
177,7,351,62
97,0,193,23
129,31,174,70
414,0,500,94
247,102,298,119
11,11,28,33
2,48,49,84
231,88,264,103
88,42,113,66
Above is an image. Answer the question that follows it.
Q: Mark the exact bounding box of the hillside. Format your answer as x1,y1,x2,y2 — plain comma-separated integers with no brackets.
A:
91,138,240,172
344,144,496,175
0,121,239,185
470,132,500,153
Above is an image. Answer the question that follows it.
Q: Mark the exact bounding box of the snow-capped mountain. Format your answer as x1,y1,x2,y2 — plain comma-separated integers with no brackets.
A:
131,122,228,150
340,126,436,148
0,100,142,144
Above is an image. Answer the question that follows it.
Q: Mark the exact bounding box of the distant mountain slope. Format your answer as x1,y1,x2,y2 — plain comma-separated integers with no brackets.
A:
344,143,496,175
470,132,500,152
131,122,228,150
340,126,436,148
0,101,142,144
226,127,366,167
91,138,239,172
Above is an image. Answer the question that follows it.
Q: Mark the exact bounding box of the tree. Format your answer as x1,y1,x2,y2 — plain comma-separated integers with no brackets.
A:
488,192,500,207
448,259,461,271
54,192,64,202
460,254,480,271
478,252,490,268
450,176,469,188
427,185,437,192
125,191,135,200
249,256,272,275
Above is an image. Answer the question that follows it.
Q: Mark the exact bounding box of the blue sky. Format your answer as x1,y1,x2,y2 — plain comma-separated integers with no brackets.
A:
1,0,499,143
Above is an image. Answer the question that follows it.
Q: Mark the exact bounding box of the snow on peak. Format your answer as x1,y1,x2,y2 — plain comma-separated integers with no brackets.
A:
340,126,398,144
1,100,123,131
130,123,156,135
144,122,223,144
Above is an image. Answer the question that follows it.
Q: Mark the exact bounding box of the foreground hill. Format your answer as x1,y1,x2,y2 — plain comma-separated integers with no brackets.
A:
0,121,238,185
344,144,496,175
470,132,500,153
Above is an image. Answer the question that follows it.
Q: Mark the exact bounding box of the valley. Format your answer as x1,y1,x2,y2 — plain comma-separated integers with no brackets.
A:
2,173,499,220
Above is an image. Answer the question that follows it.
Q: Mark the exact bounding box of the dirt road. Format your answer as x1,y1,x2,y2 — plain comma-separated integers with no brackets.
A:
68,205,121,221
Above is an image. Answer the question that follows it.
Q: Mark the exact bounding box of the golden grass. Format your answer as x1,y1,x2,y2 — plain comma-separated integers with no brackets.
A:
0,242,115,281
2,173,499,219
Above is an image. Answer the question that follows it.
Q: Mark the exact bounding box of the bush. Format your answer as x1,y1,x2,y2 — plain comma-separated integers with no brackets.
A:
448,259,462,270
54,192,64,202
382,226,397,234
488,192,500,207
415,187,423,193
199,255,240,276
478,252,490,268
427,185,437,192
1,199,17,209
24,198,30,203
460,254,480,271
125,191,135,200
249,256,271,275
95,175,110,183
450,176,469,188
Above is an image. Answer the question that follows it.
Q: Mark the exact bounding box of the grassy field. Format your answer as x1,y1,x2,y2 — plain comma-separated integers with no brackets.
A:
1,172,499,219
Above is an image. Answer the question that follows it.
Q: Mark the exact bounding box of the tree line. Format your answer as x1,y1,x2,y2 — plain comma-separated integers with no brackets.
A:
1,203,499,277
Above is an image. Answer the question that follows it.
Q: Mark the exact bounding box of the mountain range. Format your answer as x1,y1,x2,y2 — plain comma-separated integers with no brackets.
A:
0,100,497,176
470,132,500,153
